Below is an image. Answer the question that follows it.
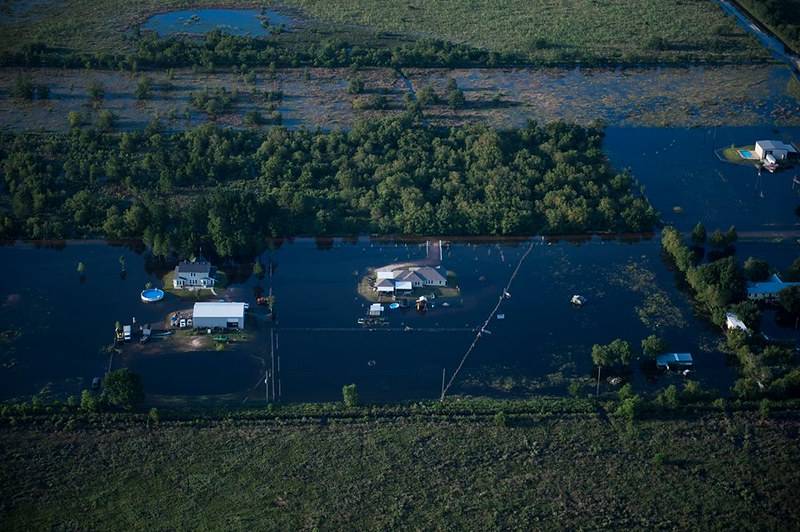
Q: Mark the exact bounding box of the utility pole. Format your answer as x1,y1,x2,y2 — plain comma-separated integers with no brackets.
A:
440,368,446,401
270,328,276,401
596,366,601,397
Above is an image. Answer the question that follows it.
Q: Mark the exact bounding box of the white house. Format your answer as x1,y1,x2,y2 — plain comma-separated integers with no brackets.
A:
754,140,798,162
192,302,245,329
725,312,749,333
373,266,447,293
747,274,800,302
173,259,216,289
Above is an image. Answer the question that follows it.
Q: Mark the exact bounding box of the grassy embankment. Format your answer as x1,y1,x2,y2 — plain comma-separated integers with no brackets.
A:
1,399,800,530
0,0,770,64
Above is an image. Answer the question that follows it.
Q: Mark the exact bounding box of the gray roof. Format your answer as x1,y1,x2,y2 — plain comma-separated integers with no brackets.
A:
176,260,213,274
415,266,447,283
756,140,797,152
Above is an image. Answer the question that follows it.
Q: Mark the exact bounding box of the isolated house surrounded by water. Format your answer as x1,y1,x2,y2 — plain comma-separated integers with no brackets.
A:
747,274,800,301
754,140,798,162
192,302,245,329
374,266,447,293
173,259,216,289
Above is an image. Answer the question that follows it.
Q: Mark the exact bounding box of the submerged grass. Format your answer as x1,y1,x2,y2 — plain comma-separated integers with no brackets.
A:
1,406,799,530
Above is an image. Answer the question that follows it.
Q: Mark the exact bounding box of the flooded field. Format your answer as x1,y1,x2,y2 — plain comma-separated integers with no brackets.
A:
1,65,799,132
141,8,294,37
1,235,798,404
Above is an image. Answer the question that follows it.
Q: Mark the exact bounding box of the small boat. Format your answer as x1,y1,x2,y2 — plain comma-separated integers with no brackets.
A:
441,302,450,307
571,295,587,306
503,290,511,299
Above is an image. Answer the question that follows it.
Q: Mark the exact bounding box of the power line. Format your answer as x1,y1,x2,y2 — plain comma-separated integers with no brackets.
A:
440,238,540,400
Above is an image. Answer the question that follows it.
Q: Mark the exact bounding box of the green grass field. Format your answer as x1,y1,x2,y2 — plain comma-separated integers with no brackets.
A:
0,0,770,63
2,406,799,530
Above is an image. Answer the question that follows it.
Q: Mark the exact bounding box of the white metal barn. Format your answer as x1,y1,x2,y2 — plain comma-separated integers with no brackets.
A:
754,140,797,161
192,302,246,329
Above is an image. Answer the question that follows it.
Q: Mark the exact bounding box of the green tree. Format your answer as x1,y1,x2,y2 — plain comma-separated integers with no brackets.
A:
743,257,770,282
591,339,632,368
779,286,800,318
103,369,144,410
97,109,116,132
67,111,84,129
148,407,160,425
691,222,706,245
493,411,508,427
11,75,34,100
641,335,667,358
253,260,264,279
135,76,152,100
80,389,98,412
342,383,358,407
656,385,679,409
88,80,105,102
347,77,365,94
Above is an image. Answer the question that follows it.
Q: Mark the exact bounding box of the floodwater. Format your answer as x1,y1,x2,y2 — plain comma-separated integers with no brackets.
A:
1,233,798,404
604,125,800,231
141,8,293,37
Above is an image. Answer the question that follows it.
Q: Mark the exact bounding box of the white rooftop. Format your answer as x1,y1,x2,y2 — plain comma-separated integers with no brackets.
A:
755,140,797,152
193,302,246,319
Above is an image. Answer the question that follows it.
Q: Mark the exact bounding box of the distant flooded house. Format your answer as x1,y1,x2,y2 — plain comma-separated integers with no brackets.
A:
374,266,447,293
173,259,216,289
754,140,798,163
747,274,800,302
656,353,694,371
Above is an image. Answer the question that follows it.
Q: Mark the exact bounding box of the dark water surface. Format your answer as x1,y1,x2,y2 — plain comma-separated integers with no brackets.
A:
142,8,293,37
1,236,798,404
605,126,800,231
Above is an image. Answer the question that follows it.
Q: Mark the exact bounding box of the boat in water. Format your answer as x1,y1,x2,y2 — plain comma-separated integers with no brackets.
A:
571,294,587,306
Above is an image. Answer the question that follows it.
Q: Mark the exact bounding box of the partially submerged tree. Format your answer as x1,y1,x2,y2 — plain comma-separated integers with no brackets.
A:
103,368,144,410
342,383,358,407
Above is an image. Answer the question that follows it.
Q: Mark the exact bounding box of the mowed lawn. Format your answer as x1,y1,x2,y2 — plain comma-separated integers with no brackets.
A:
0,0,769,63
1,412,800,530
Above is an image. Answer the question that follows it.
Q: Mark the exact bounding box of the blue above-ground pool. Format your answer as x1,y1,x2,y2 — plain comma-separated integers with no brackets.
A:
141,288,165,303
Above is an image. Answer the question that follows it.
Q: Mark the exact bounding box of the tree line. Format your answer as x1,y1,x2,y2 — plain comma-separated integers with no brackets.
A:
661,225,800,399
0,115,657,258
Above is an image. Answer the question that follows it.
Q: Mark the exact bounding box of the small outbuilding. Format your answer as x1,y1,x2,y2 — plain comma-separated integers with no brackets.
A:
725,312,749,333
656,352,694,371
369,303,384,317
192,302,246,329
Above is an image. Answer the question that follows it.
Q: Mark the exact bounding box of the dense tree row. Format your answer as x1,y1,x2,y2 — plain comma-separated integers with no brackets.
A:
0,115,656,257
0,33,511,71
661,226,800,399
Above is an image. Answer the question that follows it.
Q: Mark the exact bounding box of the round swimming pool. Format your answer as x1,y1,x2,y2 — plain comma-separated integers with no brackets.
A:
140,288,165,303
